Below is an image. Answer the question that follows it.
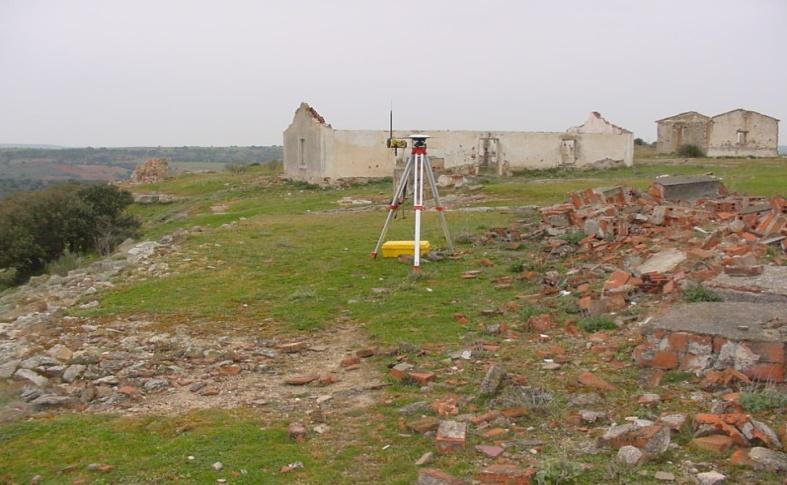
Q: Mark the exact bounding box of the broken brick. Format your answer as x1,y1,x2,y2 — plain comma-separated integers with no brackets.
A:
435,420,466,453
476,464,536,485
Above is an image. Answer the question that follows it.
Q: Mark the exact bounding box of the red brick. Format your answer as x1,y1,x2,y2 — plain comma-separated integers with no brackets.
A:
408,371,436,386
476,464,535,485
470,410,501,425
406,416,440,434
604,270,630,290
713,336,729,354
340,356,361,367
577,371,618,391
689,435,734,454
435,421,466,453
650,351,679,370
730,448,756,467
742,363,784,382
666,332,691,352
747,341,786,364
284,375,318,385
500,407,528,418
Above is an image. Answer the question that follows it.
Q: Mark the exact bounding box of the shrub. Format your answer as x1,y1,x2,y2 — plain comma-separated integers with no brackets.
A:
683,285,722,303
741,389,787,412
634,138,645,146
0,182,139,283
560,231,586,245
577,316,616,332
676,144,705,158
44,249,82,276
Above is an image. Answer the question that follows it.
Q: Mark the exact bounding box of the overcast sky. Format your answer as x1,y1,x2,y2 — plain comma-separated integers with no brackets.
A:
1,0,785,147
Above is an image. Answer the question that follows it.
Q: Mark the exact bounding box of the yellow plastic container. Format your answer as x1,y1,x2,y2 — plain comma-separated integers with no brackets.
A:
381,240,431,258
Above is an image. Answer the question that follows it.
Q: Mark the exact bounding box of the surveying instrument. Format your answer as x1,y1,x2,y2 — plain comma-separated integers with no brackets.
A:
371,127,454,271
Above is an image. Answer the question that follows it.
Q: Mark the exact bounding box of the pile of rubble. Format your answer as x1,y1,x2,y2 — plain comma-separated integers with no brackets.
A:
528,175,785,312
129,158,170,184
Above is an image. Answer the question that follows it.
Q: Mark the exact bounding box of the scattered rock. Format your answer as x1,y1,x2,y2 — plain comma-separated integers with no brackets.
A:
288,422,308,442
579,410,607,424
435,420,466,453
617,445,647,466
417,468,468,485
577,371,617,392
749,447,787,472
211,461,223,471
14,368,49,387
696,471,726,485
86,463,114,473
475,444,504,458
479,365,506,395
654,471,675,481
415,451,434,466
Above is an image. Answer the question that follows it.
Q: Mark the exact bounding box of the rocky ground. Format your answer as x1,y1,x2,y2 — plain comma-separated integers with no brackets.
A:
0,230,384,425
2,166,787,484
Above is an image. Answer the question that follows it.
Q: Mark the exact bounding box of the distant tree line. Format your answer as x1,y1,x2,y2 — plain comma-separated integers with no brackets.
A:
0,145,283,166
0,178,57,198
0,183,139,285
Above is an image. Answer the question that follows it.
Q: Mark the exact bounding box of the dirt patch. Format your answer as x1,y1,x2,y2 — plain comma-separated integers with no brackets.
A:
114,323,384,417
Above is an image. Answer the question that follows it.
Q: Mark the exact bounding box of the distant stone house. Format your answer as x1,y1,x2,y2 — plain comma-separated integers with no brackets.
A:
656,109,779,157
283,103,634,184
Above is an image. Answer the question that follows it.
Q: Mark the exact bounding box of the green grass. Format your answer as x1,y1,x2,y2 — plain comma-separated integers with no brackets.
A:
577,316,616,332
486,159,787,206
682,285,723,303
741,389,787,412
77,209,513,343
5,159,787,484
0,411,320,484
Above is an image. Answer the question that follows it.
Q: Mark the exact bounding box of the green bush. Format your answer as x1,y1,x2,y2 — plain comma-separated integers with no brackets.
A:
741,390,787,412
44,249,82,276
683,285,722,303
577,316,616,332
676,144,705,158
560,231,586,245
0,183,139,283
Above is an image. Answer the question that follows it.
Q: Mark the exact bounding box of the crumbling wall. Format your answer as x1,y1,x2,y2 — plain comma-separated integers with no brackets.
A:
655,112,711,154
283,102,331,183
707,110,779,158
129,158,170,184
283,103,634,183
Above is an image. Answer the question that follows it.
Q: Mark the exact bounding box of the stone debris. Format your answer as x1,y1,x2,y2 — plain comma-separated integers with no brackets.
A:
435,420,466,453
479,364,506,395
617,445,647,466
416,468,469,485
129,158,170,184
696,471,726,485
635,302,787,381
600,420,671,456
747,446,787,472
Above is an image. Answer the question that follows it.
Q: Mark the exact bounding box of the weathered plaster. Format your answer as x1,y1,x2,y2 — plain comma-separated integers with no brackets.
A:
284,103,634,183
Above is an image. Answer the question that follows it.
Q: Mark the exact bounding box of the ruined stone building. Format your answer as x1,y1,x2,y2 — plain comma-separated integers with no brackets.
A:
656,109,779,157
283,103,634,184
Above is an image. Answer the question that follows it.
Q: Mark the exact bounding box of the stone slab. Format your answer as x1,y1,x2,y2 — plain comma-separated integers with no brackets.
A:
653,175,723,201
643,302,787,342
707,265,787,304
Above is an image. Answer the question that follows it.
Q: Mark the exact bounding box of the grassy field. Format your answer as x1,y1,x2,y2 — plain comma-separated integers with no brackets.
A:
2,158,785,484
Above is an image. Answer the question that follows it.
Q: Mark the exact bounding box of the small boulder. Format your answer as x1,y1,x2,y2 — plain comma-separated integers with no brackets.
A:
616,445,647,466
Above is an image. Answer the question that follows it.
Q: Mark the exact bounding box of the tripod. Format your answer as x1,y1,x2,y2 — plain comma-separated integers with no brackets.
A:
371,135,454,269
